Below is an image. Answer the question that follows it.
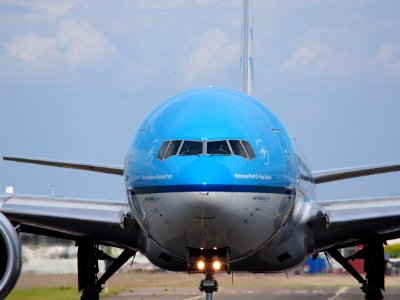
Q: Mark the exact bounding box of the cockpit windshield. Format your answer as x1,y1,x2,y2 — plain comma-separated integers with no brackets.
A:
242,140,256,159
179,141,203,155
157,141,170,159
229,140,247,158
207,140,230,155
157,139,256,160
164,140,182,159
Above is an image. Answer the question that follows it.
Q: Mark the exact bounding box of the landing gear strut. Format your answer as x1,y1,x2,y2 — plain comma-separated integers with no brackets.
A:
189,247,227,299
363,239,385,300
327,238,385,300
77,240,136,300
199,272,218,300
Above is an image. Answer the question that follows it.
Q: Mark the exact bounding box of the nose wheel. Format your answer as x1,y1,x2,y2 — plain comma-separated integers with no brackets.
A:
199,272,218,300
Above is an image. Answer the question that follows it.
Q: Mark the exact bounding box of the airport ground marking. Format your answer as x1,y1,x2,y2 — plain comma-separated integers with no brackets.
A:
327,286,349,300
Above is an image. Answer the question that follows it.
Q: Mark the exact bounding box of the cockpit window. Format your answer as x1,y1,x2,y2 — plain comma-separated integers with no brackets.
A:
164,140,182,159
179,141,203,155
242,140,255,159
207,140,231,155
228,140,247,158
157,139,256,160
157,141,170,160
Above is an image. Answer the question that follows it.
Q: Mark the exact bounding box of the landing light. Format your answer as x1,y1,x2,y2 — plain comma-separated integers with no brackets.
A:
196,260,205,271
212,260,221,271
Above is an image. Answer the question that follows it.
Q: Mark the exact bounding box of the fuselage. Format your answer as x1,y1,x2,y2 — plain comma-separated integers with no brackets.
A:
124,87,316,272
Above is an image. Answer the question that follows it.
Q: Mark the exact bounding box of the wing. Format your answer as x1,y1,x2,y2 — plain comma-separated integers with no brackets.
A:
312,163,400,184
3,156,124,176
312,195,400,251
0,194,140,248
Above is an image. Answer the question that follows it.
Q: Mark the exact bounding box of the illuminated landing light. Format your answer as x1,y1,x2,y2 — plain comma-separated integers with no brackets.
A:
213,247,217,250
197,260,205,271
212,260,221,271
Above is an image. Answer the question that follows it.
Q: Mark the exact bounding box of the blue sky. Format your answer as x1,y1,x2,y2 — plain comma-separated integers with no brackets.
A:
0,0,400,201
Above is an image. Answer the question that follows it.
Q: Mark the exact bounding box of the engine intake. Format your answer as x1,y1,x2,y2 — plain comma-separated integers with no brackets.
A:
0,213,22,299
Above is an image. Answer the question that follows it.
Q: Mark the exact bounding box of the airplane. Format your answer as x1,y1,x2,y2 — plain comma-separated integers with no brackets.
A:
1,1,400,300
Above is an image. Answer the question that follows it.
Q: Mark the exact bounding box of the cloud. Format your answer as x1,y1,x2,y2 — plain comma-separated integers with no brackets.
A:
0,0,79,16
372,43,400,75
180,28,238,84
57,20,117,66
280,43,330,73
3,34,60,62
134,0,239,10
3,20,117,67
374,43,396,63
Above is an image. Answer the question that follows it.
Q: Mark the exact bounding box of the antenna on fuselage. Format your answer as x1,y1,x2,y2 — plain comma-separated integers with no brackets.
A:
241,0,253,96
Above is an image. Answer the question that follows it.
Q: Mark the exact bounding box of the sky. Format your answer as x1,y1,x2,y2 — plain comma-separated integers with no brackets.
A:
0,0,400,201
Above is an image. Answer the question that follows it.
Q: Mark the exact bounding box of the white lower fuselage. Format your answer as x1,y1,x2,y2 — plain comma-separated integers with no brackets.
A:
128,187,316,272
125,88,317,272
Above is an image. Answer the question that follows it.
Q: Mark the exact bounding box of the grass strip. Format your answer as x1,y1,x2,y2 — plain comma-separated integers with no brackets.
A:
7,287,80,300
7,286,124,300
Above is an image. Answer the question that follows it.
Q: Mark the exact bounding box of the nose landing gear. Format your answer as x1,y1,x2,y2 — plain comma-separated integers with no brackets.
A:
188,247,228,300
199,272,219,300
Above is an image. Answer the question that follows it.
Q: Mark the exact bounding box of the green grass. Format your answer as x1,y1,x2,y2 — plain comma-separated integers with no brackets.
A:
7,287,124,300
7,287,80,300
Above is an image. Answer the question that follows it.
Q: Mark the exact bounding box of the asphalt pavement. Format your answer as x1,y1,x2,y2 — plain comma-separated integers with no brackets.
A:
106,286,400,300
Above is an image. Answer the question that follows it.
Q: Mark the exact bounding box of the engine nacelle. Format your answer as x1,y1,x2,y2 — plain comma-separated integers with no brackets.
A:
0,213,22,299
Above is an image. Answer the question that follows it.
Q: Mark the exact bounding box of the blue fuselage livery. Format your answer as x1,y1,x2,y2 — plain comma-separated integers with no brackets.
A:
2,75,400,300
124,87,316,271
2,1,400,299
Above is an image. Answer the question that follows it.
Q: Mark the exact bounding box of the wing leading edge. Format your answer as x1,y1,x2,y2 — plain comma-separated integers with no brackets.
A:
0,194,139,249
313,195,400,251
311,163,400,251
312,163,400,184
3,156,124,176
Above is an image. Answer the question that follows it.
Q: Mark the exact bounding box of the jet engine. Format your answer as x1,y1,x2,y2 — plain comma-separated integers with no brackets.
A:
0,213,22,299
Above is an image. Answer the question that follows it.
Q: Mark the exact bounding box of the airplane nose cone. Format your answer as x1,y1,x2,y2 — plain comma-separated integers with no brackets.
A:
177,158,233,217
178,158,232,187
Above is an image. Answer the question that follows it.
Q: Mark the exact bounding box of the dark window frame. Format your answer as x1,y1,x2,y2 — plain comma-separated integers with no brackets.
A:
179,140,204,156
164,140,182,159
241,140,256,159
228,140,248,159
157,139,256,160
206,140,232,155
157,140,171,160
